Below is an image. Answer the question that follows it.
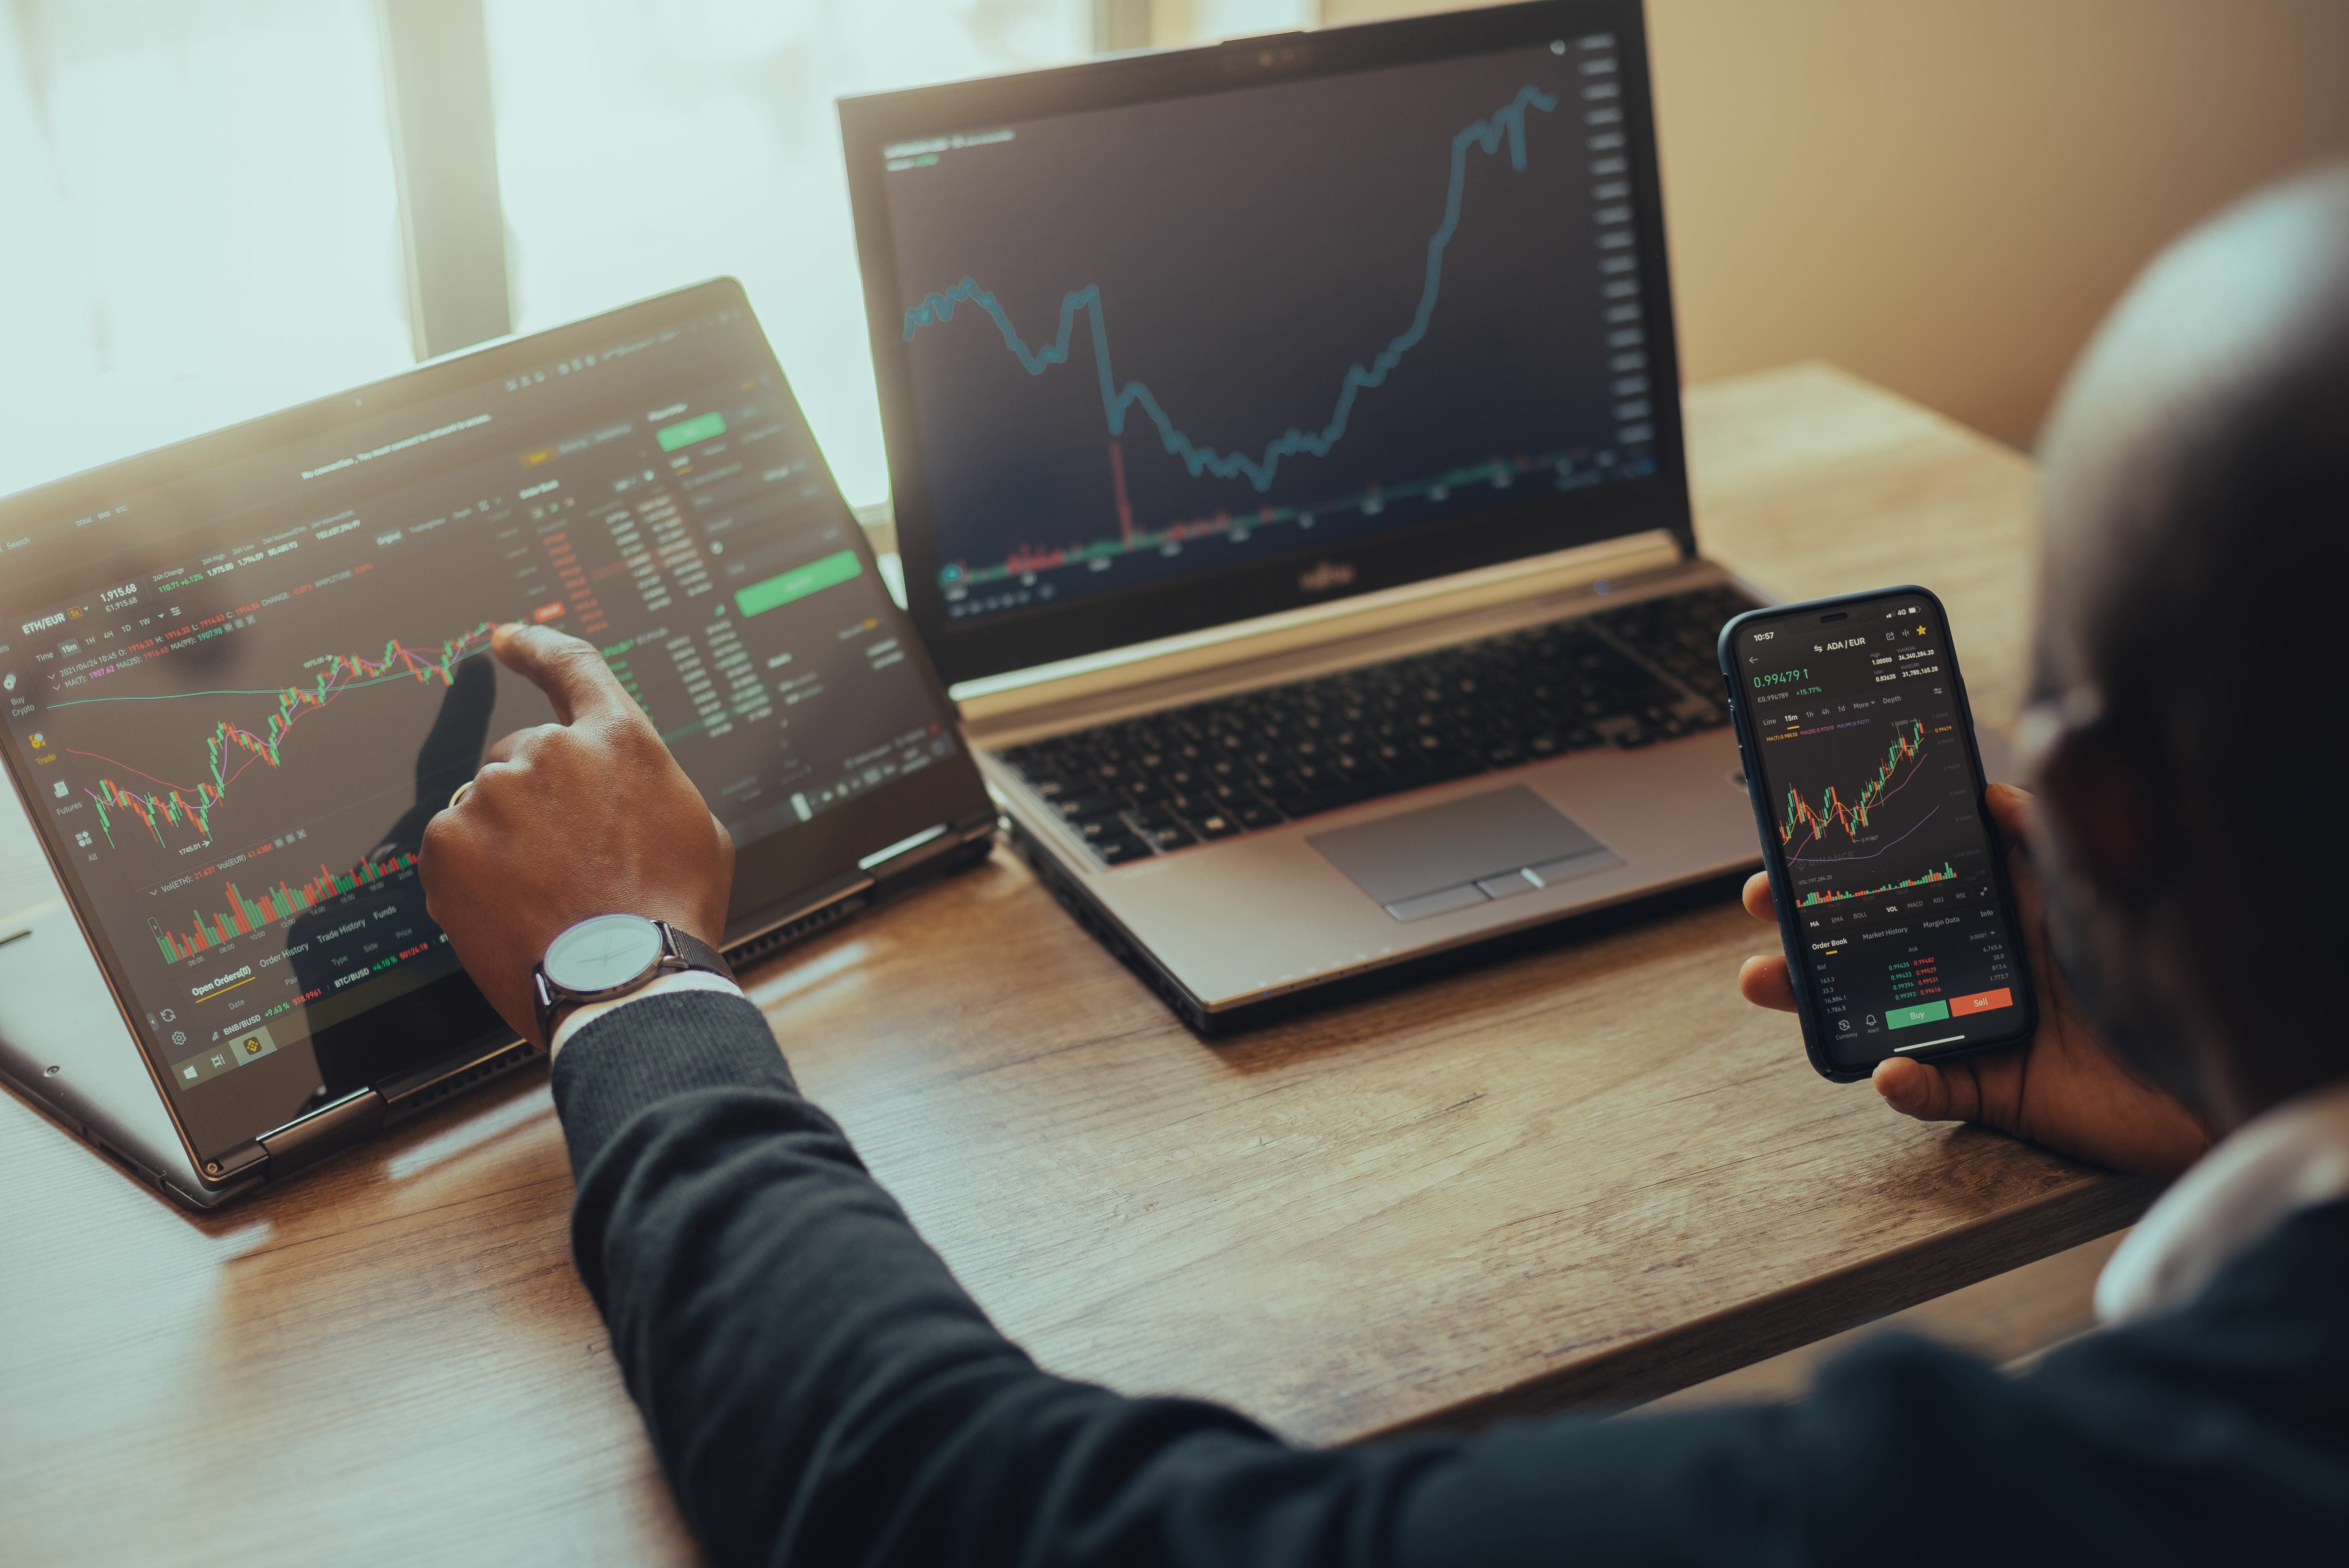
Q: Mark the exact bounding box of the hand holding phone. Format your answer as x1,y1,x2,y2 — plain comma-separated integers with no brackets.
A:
1719,586,2208,1177
1736,781,2210,1179
1719,588,2037,1079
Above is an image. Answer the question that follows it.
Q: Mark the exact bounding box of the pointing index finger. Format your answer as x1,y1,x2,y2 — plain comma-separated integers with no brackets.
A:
492,621,631,727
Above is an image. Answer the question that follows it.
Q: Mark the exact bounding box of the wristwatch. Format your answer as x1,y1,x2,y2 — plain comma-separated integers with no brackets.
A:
532,914,733,1044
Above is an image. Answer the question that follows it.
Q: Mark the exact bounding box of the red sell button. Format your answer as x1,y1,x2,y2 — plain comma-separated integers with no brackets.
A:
532,601,566,623
1950,987,2013,1016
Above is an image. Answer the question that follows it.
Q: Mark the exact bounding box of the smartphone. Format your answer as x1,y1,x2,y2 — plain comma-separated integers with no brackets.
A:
1717,586,2036,1082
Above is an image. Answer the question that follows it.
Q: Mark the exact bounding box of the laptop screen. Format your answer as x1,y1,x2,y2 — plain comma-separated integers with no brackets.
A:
846,2,1685,684
0,285,960,1165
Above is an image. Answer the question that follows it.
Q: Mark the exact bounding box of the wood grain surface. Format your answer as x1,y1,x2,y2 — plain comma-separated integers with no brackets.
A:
0,364,2148,1568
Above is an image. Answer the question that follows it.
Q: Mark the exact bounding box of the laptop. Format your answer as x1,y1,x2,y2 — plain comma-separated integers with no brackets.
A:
839,0,1762,1031
0,280,994,1207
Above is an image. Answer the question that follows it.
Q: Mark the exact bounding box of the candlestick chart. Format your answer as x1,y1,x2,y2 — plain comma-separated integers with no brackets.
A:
1779,718,1929,861
67,623,496,852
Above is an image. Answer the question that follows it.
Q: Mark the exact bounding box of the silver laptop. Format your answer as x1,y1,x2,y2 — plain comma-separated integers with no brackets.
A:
839,0,1761,1030
0,281,994,1205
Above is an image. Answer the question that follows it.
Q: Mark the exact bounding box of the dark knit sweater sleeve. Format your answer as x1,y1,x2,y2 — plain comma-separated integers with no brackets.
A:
549,991,1404,1568
547,991,2349,1568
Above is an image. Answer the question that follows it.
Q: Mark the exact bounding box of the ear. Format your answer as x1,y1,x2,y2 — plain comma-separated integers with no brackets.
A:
2032,724,2159,900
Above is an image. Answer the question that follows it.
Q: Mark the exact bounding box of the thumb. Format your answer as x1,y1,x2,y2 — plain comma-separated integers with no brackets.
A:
1873,1056,1981,1123
1983,780,2034,844
492,622,629,727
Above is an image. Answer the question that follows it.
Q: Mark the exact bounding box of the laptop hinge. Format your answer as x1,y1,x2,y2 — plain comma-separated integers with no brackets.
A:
256,1086,386,1178
377,1034,538,1117
949,529,1682,726
722,873,877,965
858,817,994,884
199,1139,270,1185
857,822,951,873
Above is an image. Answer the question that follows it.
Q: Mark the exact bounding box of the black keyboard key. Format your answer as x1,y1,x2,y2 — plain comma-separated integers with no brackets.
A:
1372,754,1485,796
1092,834,1152,866
1275,785,1367,820
1140,821,1196,852
1232,797,1284,830
1052,791,1129,823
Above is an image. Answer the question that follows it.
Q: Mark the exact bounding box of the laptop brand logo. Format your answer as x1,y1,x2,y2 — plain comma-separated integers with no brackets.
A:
1298,560,1356,593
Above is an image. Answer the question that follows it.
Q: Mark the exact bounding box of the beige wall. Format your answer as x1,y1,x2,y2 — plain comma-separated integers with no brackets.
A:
1297,0,2349,444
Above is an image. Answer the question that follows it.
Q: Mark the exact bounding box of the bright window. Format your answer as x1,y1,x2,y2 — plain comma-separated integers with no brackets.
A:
0,0,412,498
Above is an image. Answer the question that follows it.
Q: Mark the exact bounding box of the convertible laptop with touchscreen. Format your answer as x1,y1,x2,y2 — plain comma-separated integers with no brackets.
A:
0,280,993,1206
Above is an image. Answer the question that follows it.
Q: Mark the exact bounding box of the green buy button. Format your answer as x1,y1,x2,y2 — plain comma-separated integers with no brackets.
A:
656,410,727,451
1887,1000,1951,1030
734,549,863,617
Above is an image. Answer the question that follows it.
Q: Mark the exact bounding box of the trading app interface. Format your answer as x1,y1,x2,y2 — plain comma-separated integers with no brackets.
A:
1734,597,2023,1064
0,305,952,1149
879,31,1661,624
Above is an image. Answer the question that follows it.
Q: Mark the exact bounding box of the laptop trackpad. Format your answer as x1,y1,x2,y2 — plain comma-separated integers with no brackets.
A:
1307,785,1625,922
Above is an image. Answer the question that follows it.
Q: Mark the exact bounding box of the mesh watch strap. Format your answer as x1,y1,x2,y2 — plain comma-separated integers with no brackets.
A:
658,922,733,982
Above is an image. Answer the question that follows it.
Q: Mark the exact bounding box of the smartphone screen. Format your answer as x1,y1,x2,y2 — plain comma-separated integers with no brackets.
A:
1726,590,2032,1071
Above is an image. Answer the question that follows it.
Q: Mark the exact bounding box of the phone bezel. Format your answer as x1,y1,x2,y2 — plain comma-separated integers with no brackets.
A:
1716,585,2038,1083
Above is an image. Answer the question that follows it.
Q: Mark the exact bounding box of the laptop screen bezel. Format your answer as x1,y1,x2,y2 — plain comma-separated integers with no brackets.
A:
840,0,1689,689
0,278,987,1180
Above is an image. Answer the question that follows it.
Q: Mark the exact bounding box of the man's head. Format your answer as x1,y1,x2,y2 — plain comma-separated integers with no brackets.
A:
2030,161,2349,1129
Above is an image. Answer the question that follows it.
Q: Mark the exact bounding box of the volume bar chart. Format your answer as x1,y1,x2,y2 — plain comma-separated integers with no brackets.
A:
1798,861,1958,908
964,445,1585,587
152,852,419,964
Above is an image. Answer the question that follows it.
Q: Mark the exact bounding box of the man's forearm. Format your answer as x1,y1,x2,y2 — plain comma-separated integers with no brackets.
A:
552,992,1398,1568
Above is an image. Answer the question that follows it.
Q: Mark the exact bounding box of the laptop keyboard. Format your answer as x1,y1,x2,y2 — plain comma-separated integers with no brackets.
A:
995,583,1759,867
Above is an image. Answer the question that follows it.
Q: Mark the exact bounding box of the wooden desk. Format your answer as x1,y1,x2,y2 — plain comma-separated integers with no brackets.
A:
0,365,2149,1568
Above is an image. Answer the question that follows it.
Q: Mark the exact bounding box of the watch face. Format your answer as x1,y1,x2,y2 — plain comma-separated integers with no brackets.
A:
543,914,665,997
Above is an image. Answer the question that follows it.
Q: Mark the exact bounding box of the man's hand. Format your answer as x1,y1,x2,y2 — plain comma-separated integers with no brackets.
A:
421,623,734,1048
1736,782,2208,1180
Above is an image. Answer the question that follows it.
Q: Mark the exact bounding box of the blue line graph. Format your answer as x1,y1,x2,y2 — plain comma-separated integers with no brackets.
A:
900,84,1560,494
